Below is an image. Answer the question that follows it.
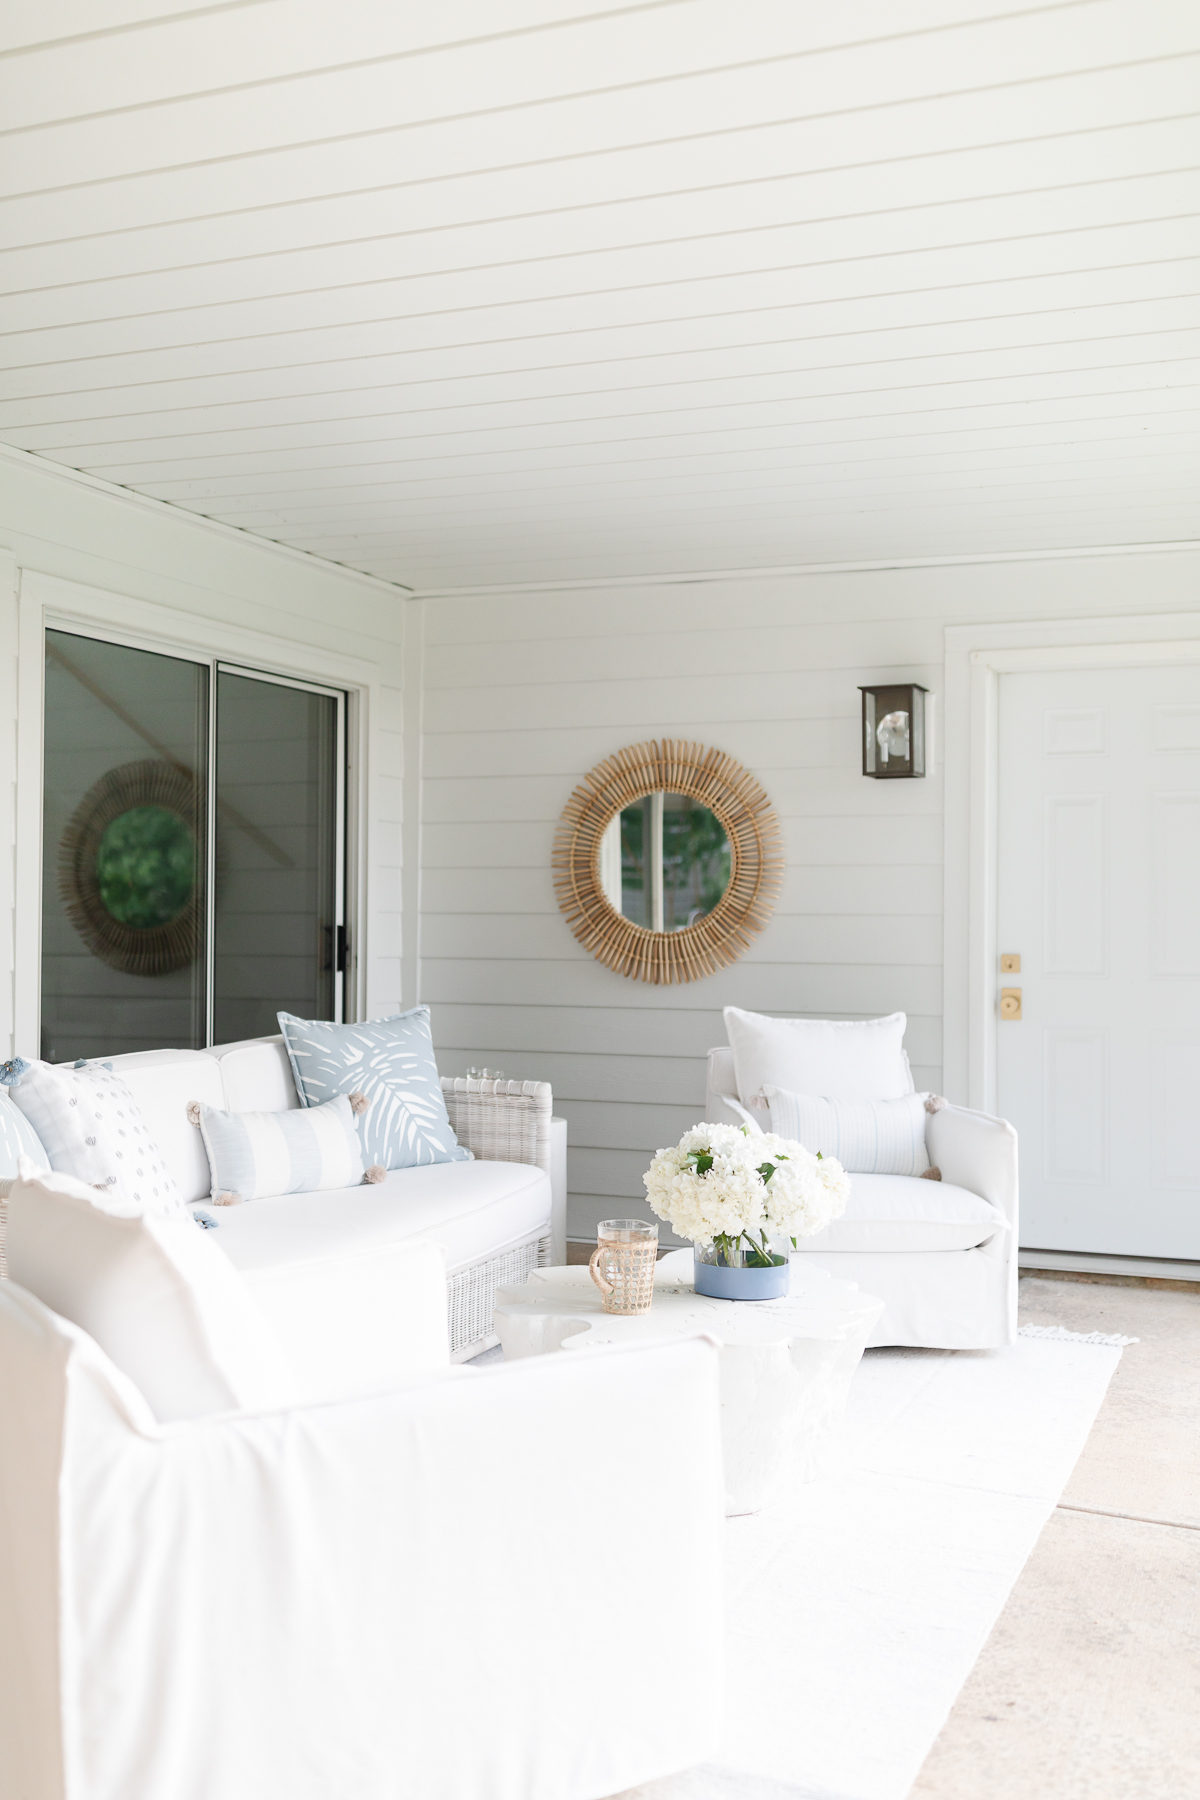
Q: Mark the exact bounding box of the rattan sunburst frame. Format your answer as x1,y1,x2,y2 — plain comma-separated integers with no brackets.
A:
552,740,784,984
59,758,202,978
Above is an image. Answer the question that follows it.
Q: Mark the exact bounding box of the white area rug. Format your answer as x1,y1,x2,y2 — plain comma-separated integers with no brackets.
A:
611,1333,1124,1800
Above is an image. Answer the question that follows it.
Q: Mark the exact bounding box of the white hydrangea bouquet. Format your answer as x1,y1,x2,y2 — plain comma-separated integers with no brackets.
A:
642,1121,850,1269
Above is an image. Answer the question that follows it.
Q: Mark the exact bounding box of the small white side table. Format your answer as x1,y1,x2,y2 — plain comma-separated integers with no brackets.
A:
494,1250,885,1515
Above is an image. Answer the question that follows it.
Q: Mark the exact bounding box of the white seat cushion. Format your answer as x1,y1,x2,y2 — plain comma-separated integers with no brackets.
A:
213,1159,552,1277
793,1172,1008,1254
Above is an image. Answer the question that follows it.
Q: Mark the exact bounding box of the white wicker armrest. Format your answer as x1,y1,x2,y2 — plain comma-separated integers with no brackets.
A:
440,1078,553,1176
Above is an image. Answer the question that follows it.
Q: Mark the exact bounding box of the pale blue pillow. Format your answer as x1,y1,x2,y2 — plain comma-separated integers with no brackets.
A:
199,1095,365,1201
277,1008,468,1171
0,1088,48,1175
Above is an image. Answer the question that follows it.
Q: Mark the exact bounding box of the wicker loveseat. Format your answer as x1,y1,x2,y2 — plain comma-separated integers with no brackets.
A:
0,1037,561,1363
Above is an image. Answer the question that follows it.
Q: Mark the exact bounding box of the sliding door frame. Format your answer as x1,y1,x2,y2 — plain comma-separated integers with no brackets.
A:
17,569,378,1054
211,662,347,1038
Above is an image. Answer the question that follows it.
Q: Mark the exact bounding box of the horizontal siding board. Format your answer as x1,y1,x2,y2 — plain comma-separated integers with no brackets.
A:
420,957,943,1014
421,860,944,917
420,666,941,734
423,620,947,688
556,1099,707,1154
421,814,944,867
420,763,943,824
431,1047,711,1106
421,912,944,967
431,1007,944,1071
422,718,854,780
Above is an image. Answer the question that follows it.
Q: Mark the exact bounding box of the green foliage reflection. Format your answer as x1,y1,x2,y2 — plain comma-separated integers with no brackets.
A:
617,793,730,930
95,806,195,930
662,795,730,930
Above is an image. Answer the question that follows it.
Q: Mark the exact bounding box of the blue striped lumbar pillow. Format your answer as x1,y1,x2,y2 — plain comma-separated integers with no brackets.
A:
198,1094,365,1202
763,1087,930,1177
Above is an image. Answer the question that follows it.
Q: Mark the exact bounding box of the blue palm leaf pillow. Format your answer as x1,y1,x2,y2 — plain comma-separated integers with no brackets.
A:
277,1008,469,1170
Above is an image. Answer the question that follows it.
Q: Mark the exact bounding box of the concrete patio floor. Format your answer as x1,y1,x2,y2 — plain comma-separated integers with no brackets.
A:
911,1273,1200,1800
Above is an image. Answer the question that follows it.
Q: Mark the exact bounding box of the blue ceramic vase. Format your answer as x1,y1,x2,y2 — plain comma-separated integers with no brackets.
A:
692,1246,790,1302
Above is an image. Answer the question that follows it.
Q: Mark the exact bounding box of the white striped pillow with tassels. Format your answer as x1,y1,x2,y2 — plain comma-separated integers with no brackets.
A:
763,1087,931,1177
197,1093,366,1203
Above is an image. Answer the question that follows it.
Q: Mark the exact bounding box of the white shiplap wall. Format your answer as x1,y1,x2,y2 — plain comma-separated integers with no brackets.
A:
0,448,408,1056
416,545,1200,1242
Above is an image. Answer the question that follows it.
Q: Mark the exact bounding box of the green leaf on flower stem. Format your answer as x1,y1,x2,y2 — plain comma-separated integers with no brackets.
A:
685,1151,714,1175
756,1161,776,1183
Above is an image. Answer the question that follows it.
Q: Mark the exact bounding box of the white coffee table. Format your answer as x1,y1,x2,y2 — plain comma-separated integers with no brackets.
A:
494,1250,885,1515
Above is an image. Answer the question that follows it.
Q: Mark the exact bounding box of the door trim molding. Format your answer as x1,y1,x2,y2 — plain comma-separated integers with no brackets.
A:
943,611,1200,1111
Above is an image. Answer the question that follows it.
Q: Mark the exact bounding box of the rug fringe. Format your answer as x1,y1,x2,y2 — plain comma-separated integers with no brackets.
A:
1019,1324,1139,1347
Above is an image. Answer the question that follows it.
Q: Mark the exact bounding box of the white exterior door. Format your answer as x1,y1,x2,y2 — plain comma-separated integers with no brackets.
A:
996,663,1200,1261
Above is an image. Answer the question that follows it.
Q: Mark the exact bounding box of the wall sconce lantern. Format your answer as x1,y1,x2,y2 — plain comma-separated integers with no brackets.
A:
859,683,927,779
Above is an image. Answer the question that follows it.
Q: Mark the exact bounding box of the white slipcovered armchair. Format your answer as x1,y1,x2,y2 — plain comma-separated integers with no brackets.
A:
0,1259,724,1800
706,1024,1018,1350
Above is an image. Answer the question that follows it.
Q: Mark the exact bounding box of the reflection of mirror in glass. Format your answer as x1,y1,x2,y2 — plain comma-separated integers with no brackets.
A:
598,793,731,931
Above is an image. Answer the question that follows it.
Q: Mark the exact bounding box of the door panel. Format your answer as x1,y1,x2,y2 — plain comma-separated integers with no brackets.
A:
997,664,1200,1260
41,630,208,1060
1150,795,1200,973
1042,1027,1106,1184
212,670,341,1043
1043,795,1105,974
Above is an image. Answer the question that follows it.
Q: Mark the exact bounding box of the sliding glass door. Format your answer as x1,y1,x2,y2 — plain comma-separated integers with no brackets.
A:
41,630,345,1061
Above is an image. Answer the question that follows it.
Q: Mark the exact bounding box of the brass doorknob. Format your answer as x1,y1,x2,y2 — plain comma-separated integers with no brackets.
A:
1000,988,1022,1020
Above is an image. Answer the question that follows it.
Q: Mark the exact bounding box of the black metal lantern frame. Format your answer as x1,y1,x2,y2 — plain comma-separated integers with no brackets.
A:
859,684,927,779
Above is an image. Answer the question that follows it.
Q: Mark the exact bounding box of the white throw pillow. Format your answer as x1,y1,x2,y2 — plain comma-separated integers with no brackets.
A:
7,1058,183,1214
764,1087,931,1177
5,1160,299,1422
724,1007,914,1102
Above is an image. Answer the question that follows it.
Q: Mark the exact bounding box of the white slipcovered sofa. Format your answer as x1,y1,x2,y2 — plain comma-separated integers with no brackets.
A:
0,1250,724,1800
2,1035,565,1366
0,1035,728,1800
706,1042,1019,1350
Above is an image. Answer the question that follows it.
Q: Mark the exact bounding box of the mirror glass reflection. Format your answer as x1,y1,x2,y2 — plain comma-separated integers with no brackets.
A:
598,792,731,931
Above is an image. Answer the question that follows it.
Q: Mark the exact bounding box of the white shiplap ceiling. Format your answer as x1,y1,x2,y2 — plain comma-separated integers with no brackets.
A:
1,0,1197,590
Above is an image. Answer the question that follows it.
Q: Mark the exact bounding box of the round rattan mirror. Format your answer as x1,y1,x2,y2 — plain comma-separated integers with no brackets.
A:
59,759,203,977
552,740,783,983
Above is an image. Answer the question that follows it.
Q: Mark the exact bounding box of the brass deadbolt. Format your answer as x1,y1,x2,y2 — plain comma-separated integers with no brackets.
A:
1000,953,1021,974
1000,988,1022,1020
